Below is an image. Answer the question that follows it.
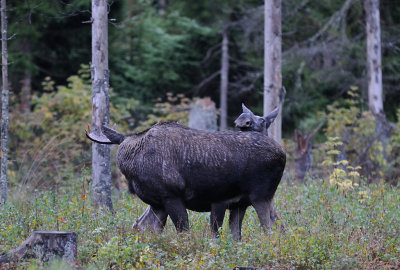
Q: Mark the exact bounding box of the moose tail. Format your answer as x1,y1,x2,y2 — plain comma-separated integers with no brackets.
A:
86,125,125,145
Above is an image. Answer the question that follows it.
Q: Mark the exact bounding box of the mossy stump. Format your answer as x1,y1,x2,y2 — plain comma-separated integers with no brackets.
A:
0,231,77,265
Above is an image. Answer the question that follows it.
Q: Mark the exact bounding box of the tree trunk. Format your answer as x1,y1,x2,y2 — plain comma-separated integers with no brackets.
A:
0,231,77,265
0,0,9,206
364,0,391,169
364,0,383,116
263,0,282,143
294,130,313,183
91,0,113,212
219,27,229,130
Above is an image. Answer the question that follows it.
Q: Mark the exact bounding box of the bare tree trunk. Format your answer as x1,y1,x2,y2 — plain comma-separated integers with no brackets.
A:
263,0,282,143
294,130,312,183
264,1,284,230
0,0,9,206
219,27,229,130
364,0,383,116
364,0,391,167
91,0,113,212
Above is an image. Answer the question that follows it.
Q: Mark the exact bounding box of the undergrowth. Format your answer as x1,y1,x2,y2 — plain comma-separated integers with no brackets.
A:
0,176,399,269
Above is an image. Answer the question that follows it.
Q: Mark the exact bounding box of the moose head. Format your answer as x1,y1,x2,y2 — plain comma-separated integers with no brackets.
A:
234,104,279,135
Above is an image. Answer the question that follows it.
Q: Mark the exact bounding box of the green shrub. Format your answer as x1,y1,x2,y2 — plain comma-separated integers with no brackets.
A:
1,175,399,269
315,87,399,183
9,66,138,190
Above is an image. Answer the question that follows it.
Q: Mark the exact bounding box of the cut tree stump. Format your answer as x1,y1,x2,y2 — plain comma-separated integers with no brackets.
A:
0,231,77,265
188,97,217,131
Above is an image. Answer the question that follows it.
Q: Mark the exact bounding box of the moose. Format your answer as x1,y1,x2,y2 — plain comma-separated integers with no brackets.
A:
86,114,285,240
131,105,284,239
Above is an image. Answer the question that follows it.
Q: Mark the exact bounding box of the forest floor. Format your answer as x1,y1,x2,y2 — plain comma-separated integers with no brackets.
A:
0,177,399,269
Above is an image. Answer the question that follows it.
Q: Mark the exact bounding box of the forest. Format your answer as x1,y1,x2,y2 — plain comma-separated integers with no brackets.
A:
0,0,399,269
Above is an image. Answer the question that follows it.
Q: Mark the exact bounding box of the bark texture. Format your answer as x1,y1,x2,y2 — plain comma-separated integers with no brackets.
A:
0,231,77,264
219,27,229,130
91,0,113,211
364,0,383,115
0,0,9,205
364,0,391,166
263,0,282,143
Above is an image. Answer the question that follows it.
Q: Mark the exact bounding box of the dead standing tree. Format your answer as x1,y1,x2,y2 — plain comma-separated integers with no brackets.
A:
363,0,391,163
264,0,282,143
219,24,229,130
0,0,9,206
91,0,113,212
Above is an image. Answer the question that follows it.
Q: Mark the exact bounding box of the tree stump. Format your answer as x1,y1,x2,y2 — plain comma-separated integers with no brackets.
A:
0,231,77,265
188,97,217,131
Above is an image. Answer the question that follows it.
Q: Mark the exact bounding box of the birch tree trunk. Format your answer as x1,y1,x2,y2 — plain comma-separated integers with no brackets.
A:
263,0,282,143
0,0,9,206
364,0,391,170
364,0,383,115
219,27,229,131
91,0,113,212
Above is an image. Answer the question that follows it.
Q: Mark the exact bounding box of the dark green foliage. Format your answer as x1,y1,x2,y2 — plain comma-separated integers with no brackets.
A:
110,6,216,102
7,0,400,131
8,0,92,89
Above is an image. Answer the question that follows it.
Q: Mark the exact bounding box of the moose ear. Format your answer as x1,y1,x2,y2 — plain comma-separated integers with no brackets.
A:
242,103,253,115
264,106,279,123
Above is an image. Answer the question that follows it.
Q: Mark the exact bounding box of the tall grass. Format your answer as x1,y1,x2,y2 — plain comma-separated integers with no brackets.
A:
0,175,399,269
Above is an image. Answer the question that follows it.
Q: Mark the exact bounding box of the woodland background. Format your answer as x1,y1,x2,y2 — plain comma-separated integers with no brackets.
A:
0,0,399,269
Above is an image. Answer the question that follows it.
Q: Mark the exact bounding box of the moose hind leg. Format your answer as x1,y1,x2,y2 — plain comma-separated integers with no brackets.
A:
210,203,226,238
250,198,273,231
164,198,189,232
270,200,286,232
229,206,247,240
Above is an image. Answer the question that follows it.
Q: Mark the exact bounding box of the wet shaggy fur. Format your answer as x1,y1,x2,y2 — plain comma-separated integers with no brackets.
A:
115,122,285,211
89,121,286,236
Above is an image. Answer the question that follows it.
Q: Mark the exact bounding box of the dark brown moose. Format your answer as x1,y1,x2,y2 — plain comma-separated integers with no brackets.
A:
135,105,283,239
86,121,286,239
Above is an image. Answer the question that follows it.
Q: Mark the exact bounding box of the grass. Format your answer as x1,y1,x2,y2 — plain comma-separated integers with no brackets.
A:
0,176,399,269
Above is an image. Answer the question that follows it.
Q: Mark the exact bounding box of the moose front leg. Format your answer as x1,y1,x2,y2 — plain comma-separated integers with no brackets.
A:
210,203,226,238
229,206,247,240
250,198,273,232
269,200,286,232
